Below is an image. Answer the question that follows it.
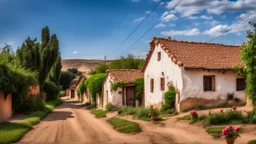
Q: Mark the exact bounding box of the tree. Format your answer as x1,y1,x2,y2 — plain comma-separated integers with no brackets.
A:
16,37,41,71
94,64,109,74
241,22,256,105
60,71,75,90
109,54,144,70
67,68,82,76
49,56,62,86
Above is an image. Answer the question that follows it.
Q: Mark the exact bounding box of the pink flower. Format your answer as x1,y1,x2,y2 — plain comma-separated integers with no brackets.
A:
190,110,197,115
220,109,223,113
228,125,232,129
234,127,240,132
222,129,228,135
232,106,237,110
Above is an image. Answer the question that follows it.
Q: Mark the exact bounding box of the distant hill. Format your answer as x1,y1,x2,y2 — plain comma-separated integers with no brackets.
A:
61,59,111,73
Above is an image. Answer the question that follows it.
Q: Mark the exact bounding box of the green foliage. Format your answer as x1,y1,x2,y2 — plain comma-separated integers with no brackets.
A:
95,64,109,74
86,73,106,103
135,107,150,118
60,71,75,90
177,114,191,121
244,108,256,124
118,106,137,115
49,56,62,86
67,68,82,76
162,87,176,113
109,54,144,70
248,140,256,144
149,105,159,116
205,110,243,126
77,79,87,99
59,90,66,97
206,126,225,139
111,81,126,91
107,117,141,133
90,109,107,118
105,103,114,112
233,65,246,76
241,22,256,105
14,97,45,114
134,78,144,100
43,80,60,101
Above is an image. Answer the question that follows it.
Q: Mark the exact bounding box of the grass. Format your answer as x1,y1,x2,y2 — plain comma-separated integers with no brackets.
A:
248,140,256,144
90,109,107,118
0,99,61,144
177,114,191,121
139,117,163,121
107,117,141,133
206,126,225,139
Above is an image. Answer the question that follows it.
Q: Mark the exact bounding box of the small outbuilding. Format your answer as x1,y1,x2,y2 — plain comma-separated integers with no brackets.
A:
103,69,144,109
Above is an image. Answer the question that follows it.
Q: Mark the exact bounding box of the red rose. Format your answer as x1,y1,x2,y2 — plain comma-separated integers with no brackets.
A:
234,127,240,132
232,106,237,110
222,129,228,135
190,110,197,115
220,109,223,113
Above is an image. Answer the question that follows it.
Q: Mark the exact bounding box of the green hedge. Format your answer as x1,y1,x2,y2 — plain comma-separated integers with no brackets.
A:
134,78,144,100
86,73,106,103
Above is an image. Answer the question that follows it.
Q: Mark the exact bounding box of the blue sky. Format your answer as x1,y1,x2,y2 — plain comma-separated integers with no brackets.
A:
0,0,256,60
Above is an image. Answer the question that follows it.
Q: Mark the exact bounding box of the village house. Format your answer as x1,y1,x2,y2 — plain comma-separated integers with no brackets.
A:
75,74,91,103
69,78,78,100
103,69,144,109
143,37,246,112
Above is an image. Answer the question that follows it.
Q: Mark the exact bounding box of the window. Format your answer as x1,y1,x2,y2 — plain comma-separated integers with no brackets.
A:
203,75,215,91
160,77,165,91
236,78,246,91
157,52,161,61
150,79,154,93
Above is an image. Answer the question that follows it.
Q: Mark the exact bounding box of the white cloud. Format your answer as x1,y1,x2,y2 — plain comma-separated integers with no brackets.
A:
134,16,145,22
205,20,220,26
145,11,151,14
145,40,151,43
203,25,230,37
155,23,166,28
161,28,200,36
166,0,256,17
187,15,212,20
73,51,78,54
162,13,177,22
132,0,139,2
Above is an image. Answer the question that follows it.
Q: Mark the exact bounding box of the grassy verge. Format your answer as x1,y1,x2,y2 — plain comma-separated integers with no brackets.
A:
0,99,61,144
206,126,225,139
248,140,256,144
90,109,107,118
177,114,191,121
107,117,141,133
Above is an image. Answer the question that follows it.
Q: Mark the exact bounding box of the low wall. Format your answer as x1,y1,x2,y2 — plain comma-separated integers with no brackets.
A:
0,91,12,122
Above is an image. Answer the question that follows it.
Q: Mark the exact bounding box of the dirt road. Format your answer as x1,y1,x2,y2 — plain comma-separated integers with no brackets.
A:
19,99,173,144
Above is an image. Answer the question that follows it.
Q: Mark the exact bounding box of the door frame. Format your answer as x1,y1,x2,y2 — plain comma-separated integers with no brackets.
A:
125,86,136,107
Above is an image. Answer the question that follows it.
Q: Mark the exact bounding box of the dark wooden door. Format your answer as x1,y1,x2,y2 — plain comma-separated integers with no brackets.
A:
71,90,75,98
126,86,135,106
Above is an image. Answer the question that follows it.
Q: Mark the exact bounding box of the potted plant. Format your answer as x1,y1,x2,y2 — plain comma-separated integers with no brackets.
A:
222,125,240,144
190,110,198,120
149,105,159,121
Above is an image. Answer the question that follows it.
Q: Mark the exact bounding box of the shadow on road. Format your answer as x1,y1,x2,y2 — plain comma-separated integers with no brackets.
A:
43,111,74,121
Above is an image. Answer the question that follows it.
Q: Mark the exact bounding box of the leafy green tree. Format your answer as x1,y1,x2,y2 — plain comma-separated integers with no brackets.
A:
60,71,75,90
241,22,256,105
49,56,62,86
67,68,82,76
95,64,109,74
109,54,144,70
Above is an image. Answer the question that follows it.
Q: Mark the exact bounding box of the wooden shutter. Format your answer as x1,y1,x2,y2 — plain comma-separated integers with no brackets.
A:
157,52,161,61
150,79,154,93
160,77,165,91
211,75,215,91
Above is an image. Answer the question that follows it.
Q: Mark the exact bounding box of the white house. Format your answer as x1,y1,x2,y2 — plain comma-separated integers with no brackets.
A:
103,69,144,109
143,37,246,112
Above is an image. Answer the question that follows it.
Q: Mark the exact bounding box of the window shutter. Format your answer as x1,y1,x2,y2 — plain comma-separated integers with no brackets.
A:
160,77,165,91
212,75,215,91
150,79,154,93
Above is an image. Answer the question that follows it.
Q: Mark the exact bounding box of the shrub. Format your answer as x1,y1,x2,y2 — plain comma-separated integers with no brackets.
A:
43,80,60,101
106,103,114,112
163,87,176,109
14,97,45,114
205,110,243,125
244,108,256,124
149,105,159,116
59,90,66,97
118,106,136,115
87,73,106,103
134,78,144,100
134,107,150,118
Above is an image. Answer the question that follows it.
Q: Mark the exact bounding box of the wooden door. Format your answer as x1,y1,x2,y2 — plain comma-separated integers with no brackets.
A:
126,86,135,106
71,90,75,98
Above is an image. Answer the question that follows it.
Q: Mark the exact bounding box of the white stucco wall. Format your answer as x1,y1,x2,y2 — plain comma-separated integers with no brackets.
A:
181,69,246,101
103,76,123,109
144,44,183,108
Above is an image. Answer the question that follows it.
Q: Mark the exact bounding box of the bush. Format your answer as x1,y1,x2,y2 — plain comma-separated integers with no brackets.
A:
59,90,66,97
244,108,256,124
106,103,114,112
134,107,150,118
118,106,136,115
14,97,45,114
205,110,243,125
163,87,176,110
43,80,60,101
87,73,106,103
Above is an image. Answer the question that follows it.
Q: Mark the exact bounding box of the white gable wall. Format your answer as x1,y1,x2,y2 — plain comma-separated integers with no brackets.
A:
103,75,123,109
144,44,183,108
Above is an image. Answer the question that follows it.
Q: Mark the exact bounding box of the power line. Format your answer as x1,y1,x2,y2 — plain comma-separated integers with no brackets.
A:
208,11,256,42
121,0,182,55
111,0,163,55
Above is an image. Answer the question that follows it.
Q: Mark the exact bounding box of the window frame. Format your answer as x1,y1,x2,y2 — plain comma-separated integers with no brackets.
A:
157,52,161,61
203,75,215,92
150,78,154,93
160,77,165,91
236,78,246,91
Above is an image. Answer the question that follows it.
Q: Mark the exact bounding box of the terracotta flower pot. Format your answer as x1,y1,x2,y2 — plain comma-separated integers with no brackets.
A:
151,115,157,121
226,138,236,144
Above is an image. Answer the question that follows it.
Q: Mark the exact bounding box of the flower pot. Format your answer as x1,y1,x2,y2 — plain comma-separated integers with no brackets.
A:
226,138,236,144
151,115,157,121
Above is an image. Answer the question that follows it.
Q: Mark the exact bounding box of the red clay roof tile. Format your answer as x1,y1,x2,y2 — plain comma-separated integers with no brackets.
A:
106,69,144,83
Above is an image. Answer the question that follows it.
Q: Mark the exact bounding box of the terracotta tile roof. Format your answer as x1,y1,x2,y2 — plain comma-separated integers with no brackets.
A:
142,37,242,71
106,69,144,83
76,74,90,86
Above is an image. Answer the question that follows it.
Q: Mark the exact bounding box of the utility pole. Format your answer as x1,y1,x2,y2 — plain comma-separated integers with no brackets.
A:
104,56,106,64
